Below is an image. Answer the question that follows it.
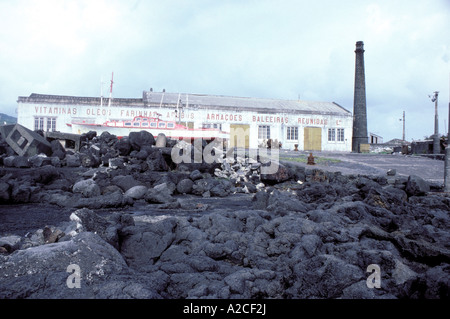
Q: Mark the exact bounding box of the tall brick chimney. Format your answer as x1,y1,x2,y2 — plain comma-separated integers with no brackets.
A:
352,41,368,152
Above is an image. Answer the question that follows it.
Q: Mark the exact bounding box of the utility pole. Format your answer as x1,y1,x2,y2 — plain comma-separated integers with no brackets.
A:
448,73,450,142
403,111,405,142
429,91,440,154
399,111,405,142
446,74,450,192
107,72,114,121
100,76,104,108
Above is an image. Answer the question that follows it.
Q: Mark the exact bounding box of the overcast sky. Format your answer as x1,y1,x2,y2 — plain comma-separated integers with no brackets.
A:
1,0,449,142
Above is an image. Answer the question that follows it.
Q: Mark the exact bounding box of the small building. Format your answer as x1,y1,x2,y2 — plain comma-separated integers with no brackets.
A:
411,138,446,155
16,90,353,152
369,132,383,144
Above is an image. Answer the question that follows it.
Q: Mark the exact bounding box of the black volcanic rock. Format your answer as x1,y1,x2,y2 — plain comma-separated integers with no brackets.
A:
129,130,155,151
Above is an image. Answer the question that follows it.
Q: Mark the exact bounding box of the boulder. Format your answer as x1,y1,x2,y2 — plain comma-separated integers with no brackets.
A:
12,156,30,168
287,254,364,298
192,177,218,196
28,154,52,167
251,190,270,210
252,189,310,214
65,154,81,167
111,175,143,192
72,191,133,209
50,156,61,167
153,175,177,194
11,184,31,203
52,149,66,160
124,185,148,200
99,131,118,144
145,182,175,204
133,150,149,160
260,161,292,184
210,179,232,197
146,148,169,171
0,232,129,299
79,153,100,168
3,156,15,167
282,162,306,182
129,131,155,151
44,178,72,192
189,169,203,181
387,169,396,176
42,226,65,244
115,137,131,156
405,175,430,196
176,178,194,194
32,165,60,184
0,181,11,202
155,133,167,147
403,265,450,299
72,179,101,198
119,218,178,268
69,208,134,249
0,235,23,253
108,157,125,169
102,185,124,195
50,140,66,159
81,130,97,141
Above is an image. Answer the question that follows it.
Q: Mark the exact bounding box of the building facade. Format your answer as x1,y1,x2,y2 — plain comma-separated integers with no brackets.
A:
17,90,353,152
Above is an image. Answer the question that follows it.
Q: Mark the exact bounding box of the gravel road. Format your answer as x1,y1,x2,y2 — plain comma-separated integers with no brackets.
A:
279,150,446,184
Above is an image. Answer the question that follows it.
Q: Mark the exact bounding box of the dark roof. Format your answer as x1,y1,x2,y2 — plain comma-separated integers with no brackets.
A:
17,93,142,106
18,91,352,116
144,91,352,115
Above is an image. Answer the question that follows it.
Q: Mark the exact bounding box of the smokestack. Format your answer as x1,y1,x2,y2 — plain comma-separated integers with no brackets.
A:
352,41,368,152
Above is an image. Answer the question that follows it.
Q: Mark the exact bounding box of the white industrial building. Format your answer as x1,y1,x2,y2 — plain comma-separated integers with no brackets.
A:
17,90,353,152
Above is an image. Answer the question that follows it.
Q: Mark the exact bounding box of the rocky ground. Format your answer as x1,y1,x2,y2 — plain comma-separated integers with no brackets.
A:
0,130,449,299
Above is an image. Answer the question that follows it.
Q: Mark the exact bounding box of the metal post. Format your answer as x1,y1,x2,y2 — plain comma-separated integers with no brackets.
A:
402,111,405,142
430,91,440,154
444,147,450,192
107,72,114,122
446,75,450,191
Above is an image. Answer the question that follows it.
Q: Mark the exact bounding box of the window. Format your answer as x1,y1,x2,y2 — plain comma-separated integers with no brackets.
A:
133,122,140,127
328,128,336,142
328,128,345,142
150,122,157,128
46,118,56,132
167,123,175,128
202,123,222,130
125,122,132,126
34,117,44,131
258,125,271,139
337,128,345,142
142,123,149,127
158,122,166,128
286,127,298,140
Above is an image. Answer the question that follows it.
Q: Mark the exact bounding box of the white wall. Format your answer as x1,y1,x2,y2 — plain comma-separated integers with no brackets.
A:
17,101,352,152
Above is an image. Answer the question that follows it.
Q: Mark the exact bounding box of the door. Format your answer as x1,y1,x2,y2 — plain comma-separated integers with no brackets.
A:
230,124,250,148
304,127,322,151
